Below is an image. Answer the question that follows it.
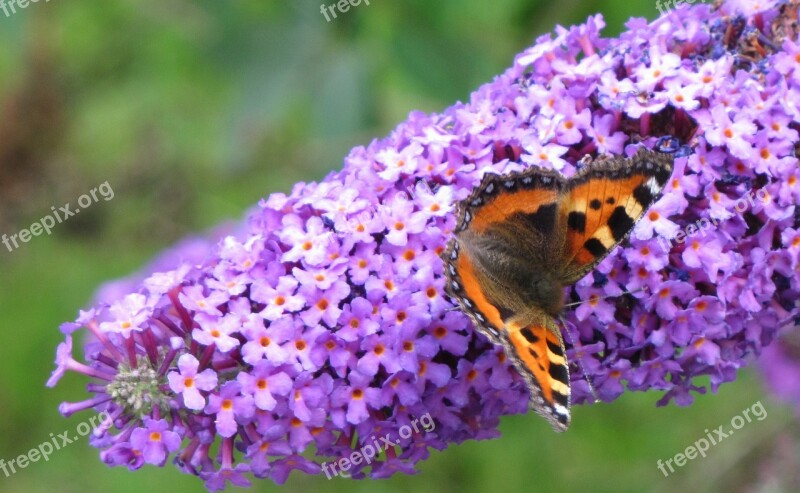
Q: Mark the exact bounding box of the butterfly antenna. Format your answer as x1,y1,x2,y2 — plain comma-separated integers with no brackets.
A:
561,287,648,309
558,315,601,404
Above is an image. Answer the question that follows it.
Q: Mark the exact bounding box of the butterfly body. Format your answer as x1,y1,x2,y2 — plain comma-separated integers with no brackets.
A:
442,148,674,431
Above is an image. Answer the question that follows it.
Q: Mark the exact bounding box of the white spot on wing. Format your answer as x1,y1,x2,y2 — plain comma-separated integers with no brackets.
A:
647,177,660,195
553,404,570,416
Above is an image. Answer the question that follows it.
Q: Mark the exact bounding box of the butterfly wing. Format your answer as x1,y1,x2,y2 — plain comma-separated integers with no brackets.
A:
559,149,674,284
442,167,574,430
503,314,571,431
442,167,566,344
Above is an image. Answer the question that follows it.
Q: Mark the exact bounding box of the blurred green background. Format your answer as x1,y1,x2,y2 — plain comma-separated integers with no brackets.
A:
0,1,796,492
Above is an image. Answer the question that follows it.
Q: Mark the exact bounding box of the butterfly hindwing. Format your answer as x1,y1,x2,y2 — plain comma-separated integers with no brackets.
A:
560,149,674,283
503,315,571,431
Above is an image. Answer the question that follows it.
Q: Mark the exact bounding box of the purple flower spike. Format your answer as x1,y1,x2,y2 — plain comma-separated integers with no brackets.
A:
49,1,800,490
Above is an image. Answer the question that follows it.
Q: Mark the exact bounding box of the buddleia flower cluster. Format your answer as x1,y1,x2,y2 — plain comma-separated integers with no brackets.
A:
49,0,800,489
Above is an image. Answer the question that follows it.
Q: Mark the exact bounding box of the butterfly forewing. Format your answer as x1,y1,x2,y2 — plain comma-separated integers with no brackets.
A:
560,149,674,283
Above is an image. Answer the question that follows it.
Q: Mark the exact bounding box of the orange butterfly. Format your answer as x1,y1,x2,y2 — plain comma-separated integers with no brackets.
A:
442,148,674,431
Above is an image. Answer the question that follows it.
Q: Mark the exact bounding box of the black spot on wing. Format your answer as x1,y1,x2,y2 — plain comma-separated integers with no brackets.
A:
589,199,602,210
606,197,616,205
583,238,607,256
567,211,587,233
546,339,563,356
514,202,557,235
552,388,569,407
654,166,672,185
607,206,635,241
520,327,539,344
529,347,546,371
548,362,569,386
633,183,654,207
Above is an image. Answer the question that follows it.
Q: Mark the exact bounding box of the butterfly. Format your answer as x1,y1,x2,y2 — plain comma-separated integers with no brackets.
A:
441,148,674,431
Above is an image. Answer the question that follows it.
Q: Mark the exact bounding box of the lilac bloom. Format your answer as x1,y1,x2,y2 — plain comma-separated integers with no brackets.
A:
287,373,332,423
178,285,228,316
240,316,291,365
251,276,305,321
268,456,320,485
277,216,333,266
336,297,379,342
130,418,182,466
379,194,429,246
167,354,218,411
237,361,293,411
245,438,292,478
98,293,150,337
702,105,758,159
375,142,424,182
202,464,252,493
298,280,350,327
205,382,255,438
192,313,241,353
330,372,382,426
